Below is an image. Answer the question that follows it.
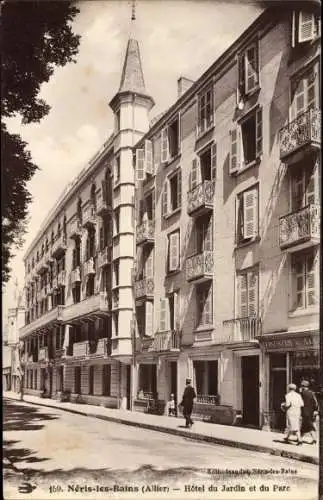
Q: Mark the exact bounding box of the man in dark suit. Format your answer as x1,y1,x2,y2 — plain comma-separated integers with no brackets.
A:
180,378,196,428
300,380,318,444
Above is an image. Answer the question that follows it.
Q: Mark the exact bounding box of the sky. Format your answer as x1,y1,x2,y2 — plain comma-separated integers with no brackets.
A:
3,0,264,318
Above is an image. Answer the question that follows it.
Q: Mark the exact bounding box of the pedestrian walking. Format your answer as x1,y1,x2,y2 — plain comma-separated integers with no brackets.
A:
300,380,318,444
281,383,303,445
180,378,196,428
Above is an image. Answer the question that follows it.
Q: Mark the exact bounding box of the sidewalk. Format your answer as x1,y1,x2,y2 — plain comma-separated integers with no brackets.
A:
4,391,318,465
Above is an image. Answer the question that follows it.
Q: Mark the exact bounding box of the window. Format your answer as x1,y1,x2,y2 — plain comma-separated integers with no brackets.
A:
194,360,218,396
113,261,119,287
86,228,96,260
189,144,217,190
102,364,111,396
115,156,120,185
196,282,213,328
292,10,321,47
161,116,180,163
77,198,82,223
290,162,319,212
167,230,180,272
196,214,213,254
158,293,178,332
113,311,119,337
291,249,318,310
230,108,262,174
237,268,259,317
89,366,94,395
114,209,120,235
74,366,81,394
115,109,121,132
86,276,95,297
197,87,214,136
162,169,182,217
238,43,259,99
290,65,319,120
236,186,259,243
72,283,81,304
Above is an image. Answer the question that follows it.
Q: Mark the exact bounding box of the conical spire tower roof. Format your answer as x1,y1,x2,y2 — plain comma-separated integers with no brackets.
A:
118,38,146,94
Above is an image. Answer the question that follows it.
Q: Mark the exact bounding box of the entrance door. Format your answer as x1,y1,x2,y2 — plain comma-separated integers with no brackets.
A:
170,362,177,404
126,365,131,410
48,366,53,398
242,355,259,428
270,353,287,431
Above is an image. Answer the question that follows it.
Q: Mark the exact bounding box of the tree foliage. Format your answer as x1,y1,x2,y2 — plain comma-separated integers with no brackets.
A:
1,1,80,283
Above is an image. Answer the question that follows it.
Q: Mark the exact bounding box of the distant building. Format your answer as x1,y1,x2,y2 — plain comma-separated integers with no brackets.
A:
19,3,320,430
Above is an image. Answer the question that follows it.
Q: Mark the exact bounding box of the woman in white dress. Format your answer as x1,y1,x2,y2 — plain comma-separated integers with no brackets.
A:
282,383,304,445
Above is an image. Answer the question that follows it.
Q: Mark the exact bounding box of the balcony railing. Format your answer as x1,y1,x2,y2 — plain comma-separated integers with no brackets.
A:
63,292,110,322
279,108,321,161
82,203,96,228
38,347,49,362
134,277,154,300
136,220,155,246
97,247,112,268
222,316,261,342
70,217,82,239
279,204,320,250
83,257,95,276
135,336,154,353
87,338,112,356
152,330,181,351
51,233,67,257
96,190,111,216
72,341,87,357
19,306,64,338
57,270,66,287
186,250,214,282
70,266,81,284
187,181,214,217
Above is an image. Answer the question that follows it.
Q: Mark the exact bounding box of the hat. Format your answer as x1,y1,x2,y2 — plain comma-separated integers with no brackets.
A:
186,378,192,384
288,383,296,390
301,380,309,388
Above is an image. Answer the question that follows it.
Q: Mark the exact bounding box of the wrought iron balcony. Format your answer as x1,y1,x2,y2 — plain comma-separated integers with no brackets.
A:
57,270,66,287
187,181,214,217
279,204,320,250
134,277,154,301
83,257,95,276
70,266,81,284
135,336,154,353
222,316,261,342
136,220,155,246
96,189,112,216
279,108,320,163
19,306,64,338
86,338,112,357
70,217,82,239
63,292,110,322
152,330,181,352
186,250,214,283
82,203,96,228
97,246,112,268
51,233,67,258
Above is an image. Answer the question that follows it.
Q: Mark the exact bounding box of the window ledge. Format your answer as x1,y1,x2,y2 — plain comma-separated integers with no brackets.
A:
236,157,261,175
163,153,181,168
164,207,181,220
240,85,261,103
195,125,215,143
194,326,214,333
288,307,319,318
234,235,260,250
166,268,181,277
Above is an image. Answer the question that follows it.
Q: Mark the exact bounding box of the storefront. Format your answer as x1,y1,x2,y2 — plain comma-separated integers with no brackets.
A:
260,330,319,431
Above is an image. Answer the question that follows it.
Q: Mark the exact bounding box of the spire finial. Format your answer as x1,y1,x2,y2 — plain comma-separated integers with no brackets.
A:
131,0,136,21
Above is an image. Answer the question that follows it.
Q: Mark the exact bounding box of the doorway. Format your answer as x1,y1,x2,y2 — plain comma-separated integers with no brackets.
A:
241,355,259,428
270,353,287,431
74,366,81,394
126,365,131,410
170,361,177,405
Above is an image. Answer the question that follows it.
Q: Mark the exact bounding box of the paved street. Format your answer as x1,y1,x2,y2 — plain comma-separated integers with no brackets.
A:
4,399,318,500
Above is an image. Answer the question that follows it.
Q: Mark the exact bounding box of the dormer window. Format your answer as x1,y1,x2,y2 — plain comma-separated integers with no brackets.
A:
197,86,214,137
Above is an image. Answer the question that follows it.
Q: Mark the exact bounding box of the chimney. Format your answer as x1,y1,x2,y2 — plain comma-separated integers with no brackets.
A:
177,76,194,98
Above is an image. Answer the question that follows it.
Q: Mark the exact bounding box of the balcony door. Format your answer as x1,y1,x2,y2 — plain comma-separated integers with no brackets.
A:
290,162,318,212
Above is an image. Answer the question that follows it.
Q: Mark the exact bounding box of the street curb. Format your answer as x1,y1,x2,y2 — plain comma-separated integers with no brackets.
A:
4,397,319,466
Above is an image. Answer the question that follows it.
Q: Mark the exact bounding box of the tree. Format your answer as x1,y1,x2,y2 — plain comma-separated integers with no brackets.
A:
1,1,81,282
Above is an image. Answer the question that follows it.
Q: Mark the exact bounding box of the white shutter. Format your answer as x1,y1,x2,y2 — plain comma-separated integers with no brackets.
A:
145,250,154,278
245,45,258,93
292,11,296,48
306,251,318,307
136,149,145,181
174,292,180,330
248,270,258,316
145,301,154,336
161,127,169,163
298,11,315,43
169,232,179,272
306,67,317,109
136,246,143,278
256,108,263,157
292,255,305,309
144,139,153,175
238,274,248,317
204,216,213,252
211,143,217,181
230,128,239,174
177,170,182,208
159,298,167,331
243,188,258,239
154,136,161,174
190,158,199,190
161,182,168,217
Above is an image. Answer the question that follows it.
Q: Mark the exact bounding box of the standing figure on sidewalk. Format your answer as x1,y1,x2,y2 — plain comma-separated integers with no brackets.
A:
281,383,304,445
300,380,318,444
168,393,177,417
180,378,196,428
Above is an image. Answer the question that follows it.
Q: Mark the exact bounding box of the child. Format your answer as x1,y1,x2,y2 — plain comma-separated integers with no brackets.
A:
168,393,177,417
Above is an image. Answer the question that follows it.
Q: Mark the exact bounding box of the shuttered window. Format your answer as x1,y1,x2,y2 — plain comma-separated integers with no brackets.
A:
237,269,259,317
161,127,169,163
236,186,259,243
145,249,154,278
198,87,214,136
144,139,153,175
161,182,168,217
145,301,154,336
290,66,319,120
159,298,167,331
291,164,318,211
230,128,239,174
168,230,180,272
293,11,321,45
292,249,318,310
190,158,199,191
197,283,213,327
211,143,217,181
237,42,259,99
136,149,145,181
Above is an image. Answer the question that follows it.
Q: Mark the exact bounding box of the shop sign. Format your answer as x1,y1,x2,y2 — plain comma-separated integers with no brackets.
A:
262,335,317,351
293,350,320,369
